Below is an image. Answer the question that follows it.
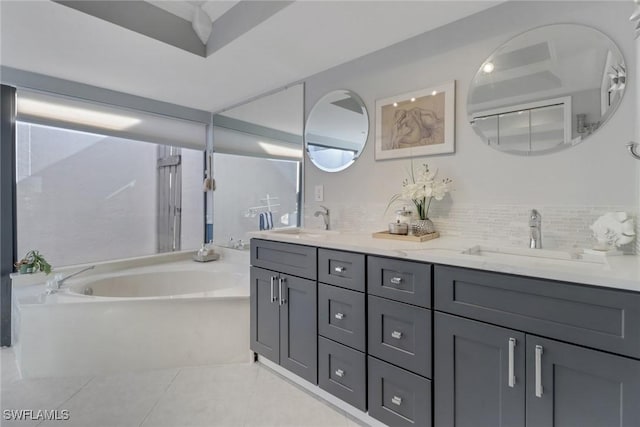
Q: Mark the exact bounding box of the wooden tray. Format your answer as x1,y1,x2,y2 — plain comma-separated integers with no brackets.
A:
372,231,440,242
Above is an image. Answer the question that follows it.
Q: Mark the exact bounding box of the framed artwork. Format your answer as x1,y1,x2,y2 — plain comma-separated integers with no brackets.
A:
375,80,455,160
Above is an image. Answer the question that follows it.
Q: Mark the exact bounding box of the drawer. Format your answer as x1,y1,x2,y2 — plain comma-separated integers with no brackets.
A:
368,295,431,378
435,265,640,359
318,337,366,411
318,284,366,351
368,356,432,427
250,239,316,280
367,256,432,307
318,249,365,291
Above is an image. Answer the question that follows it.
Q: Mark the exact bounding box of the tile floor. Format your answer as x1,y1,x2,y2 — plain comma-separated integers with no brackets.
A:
1,348,363,427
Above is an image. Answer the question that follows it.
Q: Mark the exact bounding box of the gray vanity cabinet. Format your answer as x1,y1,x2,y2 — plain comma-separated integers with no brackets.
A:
434,266,640,427
250,266,317,384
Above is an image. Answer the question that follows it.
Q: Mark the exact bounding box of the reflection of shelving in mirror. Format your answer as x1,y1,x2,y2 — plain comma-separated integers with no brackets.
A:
471,97,571,154
467,24,626,156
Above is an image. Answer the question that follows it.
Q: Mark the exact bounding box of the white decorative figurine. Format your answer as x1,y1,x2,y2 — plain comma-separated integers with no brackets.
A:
589,212,635,251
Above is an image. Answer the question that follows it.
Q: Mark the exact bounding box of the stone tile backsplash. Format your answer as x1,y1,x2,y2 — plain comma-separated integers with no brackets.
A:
304,202,637,253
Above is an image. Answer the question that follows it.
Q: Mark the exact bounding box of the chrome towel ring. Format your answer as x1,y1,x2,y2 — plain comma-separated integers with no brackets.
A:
626,142,640,160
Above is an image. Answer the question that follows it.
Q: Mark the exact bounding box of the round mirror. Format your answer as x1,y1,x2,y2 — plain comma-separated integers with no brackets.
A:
305,90,369,172
468,24,626,155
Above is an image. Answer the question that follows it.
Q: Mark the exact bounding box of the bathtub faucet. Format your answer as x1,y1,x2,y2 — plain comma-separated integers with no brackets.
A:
55,265,96,289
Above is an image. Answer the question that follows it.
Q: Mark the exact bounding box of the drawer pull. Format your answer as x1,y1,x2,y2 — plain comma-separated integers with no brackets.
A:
335,369,345,378
535,345,544,398
508,338,516,388
391,331,403,339
334,266,346,273
334,312,345,320
278,278,287,306
390,277,403,285
391,396,402,406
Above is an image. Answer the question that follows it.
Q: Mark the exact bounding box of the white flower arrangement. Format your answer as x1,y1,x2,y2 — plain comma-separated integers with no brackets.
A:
387,162,452,220
589,212,635,250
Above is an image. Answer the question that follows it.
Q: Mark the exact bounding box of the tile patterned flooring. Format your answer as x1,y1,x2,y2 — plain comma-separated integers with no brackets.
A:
1,349,363,427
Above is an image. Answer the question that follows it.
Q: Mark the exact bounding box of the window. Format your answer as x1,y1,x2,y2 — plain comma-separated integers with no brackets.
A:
16,122,204,267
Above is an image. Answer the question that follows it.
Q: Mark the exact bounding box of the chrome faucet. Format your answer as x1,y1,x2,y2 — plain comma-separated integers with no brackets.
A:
314,205,330,230
56,265,95,289
529,209,542,249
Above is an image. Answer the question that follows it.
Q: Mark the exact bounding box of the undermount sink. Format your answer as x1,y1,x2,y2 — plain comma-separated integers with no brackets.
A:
269,228,339,239
461,245,606,265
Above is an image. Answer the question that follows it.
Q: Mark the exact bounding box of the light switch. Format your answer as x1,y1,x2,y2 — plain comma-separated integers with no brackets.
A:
314,185,324,202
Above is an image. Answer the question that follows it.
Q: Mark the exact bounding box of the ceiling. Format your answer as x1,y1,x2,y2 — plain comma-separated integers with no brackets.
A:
145,1,240,23
0,1,501,114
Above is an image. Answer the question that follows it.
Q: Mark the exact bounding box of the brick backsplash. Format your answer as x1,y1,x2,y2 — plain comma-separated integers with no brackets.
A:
304,202,637,253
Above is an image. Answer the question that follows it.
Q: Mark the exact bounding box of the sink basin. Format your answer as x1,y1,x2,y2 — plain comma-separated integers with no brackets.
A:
269,228,339,239
462,245,606,265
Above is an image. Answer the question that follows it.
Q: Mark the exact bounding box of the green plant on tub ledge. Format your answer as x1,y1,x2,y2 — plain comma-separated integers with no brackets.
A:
386,162,452,236
14,250,52,275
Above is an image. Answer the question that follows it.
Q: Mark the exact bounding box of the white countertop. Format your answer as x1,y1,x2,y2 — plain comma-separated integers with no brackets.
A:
248,230,640,293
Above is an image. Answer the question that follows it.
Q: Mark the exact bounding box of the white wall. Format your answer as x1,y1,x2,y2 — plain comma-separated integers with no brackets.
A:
304,1,638,248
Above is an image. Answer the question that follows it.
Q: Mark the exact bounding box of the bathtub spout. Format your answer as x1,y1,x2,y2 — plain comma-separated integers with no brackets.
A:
56,265,96,289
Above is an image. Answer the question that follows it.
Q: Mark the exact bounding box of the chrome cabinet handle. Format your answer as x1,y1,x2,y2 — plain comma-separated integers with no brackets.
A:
391,396,402,406
390,277,402,285
334,266,345,273
270,276,277,303
335,369,344,378
508,338,516,388
391,331,403,339
535,345,543,398
278,278,287,305
334,312,345,320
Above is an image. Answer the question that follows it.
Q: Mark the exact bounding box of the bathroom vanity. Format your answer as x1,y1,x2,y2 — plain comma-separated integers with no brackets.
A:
249,232,640,427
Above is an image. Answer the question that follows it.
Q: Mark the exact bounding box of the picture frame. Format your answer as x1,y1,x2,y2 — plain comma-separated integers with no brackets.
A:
375,80,455,160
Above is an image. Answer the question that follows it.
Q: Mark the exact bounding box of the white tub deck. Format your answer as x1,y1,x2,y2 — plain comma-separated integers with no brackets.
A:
11,249,251,378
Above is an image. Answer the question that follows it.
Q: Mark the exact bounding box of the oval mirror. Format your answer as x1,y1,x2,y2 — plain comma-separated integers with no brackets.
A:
468,24,626,155
305,90,369,172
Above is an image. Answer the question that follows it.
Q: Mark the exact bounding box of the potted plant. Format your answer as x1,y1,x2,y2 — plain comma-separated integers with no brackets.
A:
387,162,452,236
14,250,52,275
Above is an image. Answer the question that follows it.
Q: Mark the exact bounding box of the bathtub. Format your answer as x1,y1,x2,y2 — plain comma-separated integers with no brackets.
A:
12,249,250,378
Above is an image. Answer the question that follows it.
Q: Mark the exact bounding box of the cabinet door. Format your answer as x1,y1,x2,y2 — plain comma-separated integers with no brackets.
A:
250,267,280,364
280,273,318,384
526,336,640,427
434,312,525,427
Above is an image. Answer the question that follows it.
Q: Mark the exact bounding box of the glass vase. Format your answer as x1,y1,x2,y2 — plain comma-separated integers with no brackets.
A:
411,218,435,236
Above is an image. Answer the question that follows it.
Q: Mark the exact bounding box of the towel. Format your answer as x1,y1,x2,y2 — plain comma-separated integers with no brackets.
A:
259,211,274,230
259,212,266,230
266,211,273,230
